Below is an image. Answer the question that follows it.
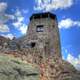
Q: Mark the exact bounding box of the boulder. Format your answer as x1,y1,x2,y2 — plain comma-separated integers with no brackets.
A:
0,54,40,80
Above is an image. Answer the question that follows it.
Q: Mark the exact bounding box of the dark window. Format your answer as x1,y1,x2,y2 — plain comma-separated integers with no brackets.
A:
31,42,36,48
53,25,55,27
36,25,44,32
23,42,36,48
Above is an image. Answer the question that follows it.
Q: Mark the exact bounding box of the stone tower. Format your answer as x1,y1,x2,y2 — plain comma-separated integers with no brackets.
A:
0,12,80,80
21,12,61,61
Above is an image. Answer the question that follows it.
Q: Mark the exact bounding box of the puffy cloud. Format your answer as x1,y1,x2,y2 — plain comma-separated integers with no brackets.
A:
67,54,80,71
0,2,28,34
0,14,15,24
15,9,22,17
0,24,10,32
59,18,80,29
5,14,15,20
19,24,28,34
67,54,78,65
0,2,15,33
34,0,73,11
12,9,28,34
13,21,28,34
0,2,7,12
1,33,14,40
22,9,29,14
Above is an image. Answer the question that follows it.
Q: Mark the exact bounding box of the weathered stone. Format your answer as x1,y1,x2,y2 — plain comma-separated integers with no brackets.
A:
0,54,40,80
0,12,80,80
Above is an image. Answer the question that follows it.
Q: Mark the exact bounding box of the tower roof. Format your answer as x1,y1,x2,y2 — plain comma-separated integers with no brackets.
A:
30,12,56,20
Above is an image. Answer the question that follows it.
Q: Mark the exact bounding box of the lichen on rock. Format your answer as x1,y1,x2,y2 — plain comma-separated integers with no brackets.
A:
0,54,40,80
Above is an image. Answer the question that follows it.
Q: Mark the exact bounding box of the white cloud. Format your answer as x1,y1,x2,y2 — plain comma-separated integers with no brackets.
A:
67,54,80,71
12,9,28,34
59,18,80,29
13,21,28,34
0,3,28,34
19,24,28,34
34,0,73,11
0,14,15,24
0,2,7,12
0,24,10,32
15,9,22,17
22,9,28,14
13,21,22,28
0,2,15,33
1,33,14,40
5,14,15,20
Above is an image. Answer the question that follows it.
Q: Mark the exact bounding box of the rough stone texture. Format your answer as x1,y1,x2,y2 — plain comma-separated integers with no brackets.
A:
17,12,80,80
21,16,61,58
0,36,10,52
42,56,80,80
0,12,80,80
0,54,40,80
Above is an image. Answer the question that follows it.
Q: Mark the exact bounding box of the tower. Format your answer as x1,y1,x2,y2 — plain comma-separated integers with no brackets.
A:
22,12,61,60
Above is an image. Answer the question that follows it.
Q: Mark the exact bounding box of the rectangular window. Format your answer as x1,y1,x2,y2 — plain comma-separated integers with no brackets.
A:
31,42,36,48
36,25,44,32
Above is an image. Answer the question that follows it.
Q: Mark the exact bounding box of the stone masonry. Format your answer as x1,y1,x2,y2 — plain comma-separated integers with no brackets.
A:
19,12,61,64
0,12,80,80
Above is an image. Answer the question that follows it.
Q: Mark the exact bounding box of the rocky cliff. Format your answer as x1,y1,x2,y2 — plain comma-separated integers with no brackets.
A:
0,54,40,80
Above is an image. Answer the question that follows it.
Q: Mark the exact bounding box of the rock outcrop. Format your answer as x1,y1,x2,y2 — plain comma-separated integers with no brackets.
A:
0,54,40,80
0,36,10,51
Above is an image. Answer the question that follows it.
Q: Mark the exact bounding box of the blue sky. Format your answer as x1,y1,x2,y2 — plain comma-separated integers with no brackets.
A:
0,0,80,70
